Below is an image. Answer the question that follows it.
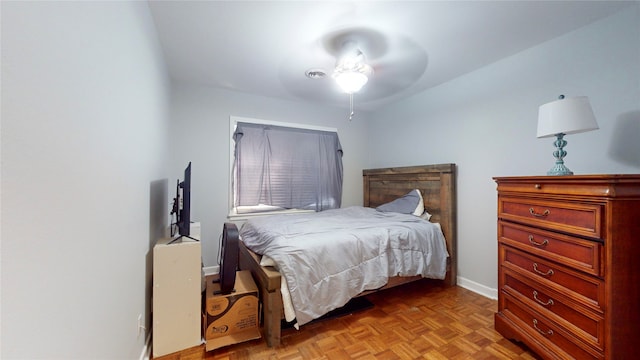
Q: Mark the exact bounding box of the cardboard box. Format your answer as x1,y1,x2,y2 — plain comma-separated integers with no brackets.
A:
204,270,261,351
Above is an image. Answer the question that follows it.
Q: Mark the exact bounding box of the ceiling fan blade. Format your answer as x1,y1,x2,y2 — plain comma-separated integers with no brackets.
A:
322,27,389,60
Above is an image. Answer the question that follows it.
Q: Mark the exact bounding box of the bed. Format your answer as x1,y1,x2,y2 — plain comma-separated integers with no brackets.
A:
238,163,457,347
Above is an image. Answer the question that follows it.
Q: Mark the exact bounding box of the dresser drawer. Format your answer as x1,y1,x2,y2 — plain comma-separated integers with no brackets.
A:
495,179,616,198
500,246,604,312
500,293,603,359
498,196,603,239
499,221,603,277
501,268,604,350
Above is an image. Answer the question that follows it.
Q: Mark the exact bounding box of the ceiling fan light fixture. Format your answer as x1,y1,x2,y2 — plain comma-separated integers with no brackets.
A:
334,70,368,93
330,44,374,120
332,47,373,94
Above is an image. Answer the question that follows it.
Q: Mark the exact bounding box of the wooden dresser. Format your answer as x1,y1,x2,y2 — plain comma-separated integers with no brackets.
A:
494,175,640,360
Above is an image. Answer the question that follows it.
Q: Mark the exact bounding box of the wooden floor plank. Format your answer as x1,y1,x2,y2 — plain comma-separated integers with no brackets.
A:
152,279,539,360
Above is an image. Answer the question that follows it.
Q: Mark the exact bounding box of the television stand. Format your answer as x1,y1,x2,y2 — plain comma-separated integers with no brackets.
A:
167,235,199,245
168,222,201,245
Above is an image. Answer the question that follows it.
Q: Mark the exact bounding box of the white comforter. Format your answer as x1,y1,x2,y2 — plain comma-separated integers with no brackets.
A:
239,206,449,326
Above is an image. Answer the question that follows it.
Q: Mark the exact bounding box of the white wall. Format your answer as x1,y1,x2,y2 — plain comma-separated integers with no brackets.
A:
1,2,170,359
367,5,640,294
169,83,371,266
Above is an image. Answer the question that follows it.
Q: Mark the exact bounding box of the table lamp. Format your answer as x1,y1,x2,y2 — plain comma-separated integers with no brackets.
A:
537,95,599,175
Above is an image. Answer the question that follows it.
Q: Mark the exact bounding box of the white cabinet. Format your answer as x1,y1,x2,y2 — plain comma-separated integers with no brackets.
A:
152,237,202,357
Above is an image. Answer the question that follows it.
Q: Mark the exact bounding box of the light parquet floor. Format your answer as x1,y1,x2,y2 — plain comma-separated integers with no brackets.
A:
153,280,539,360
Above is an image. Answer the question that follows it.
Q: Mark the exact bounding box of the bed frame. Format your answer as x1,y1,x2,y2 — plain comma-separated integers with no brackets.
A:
238,163,457,347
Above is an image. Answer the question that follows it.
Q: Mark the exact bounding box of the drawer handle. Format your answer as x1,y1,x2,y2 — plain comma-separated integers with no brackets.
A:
529,208,550,217
533,263,554,276
534,184,541,189
533,291,554,306
528,235,549,247
533,319,554,337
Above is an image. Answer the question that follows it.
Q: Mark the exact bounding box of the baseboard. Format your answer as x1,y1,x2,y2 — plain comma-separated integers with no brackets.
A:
457,276,498,300
203,265,219,276
139,332,151,360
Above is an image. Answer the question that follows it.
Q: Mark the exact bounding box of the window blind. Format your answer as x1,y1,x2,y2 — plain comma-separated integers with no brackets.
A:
233,122,343,212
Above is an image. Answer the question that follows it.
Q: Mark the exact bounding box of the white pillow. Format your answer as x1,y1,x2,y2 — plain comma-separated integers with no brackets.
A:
413,189,425,216
420,210,432,221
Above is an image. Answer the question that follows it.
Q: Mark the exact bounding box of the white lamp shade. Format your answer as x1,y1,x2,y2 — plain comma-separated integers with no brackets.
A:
334,71,368,93
537,96,599,138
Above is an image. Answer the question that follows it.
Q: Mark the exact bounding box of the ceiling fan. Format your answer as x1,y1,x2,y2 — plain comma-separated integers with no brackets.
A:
280,27,428,118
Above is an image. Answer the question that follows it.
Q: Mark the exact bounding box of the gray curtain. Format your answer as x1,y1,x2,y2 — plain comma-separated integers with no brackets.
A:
233,122,343,212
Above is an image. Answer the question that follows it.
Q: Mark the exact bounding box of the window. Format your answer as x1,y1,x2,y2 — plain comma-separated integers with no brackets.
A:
230,117,343,215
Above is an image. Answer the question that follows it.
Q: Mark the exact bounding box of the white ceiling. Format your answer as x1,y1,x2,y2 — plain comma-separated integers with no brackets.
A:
147,1,634,111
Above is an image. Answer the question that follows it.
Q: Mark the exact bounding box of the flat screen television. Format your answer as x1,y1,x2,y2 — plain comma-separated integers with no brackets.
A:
177,162,191,237
170,162,195,242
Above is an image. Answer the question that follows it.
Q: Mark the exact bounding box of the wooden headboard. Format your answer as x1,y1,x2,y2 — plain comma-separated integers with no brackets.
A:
363,163,457,285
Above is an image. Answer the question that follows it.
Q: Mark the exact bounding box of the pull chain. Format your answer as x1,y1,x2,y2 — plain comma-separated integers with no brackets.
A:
349,93,355,121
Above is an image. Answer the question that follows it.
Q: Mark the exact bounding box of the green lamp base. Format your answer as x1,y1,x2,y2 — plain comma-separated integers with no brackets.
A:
547,163,574,176
546,133,574,176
